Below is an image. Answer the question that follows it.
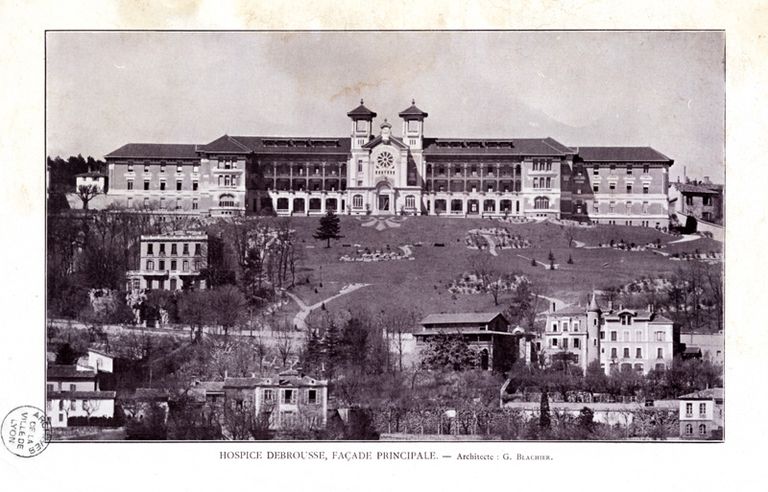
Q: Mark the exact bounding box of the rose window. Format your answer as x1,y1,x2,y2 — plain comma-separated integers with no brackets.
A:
376,151,395,169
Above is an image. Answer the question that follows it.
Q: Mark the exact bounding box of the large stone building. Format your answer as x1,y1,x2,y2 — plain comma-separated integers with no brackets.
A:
125,231,209,291
541,294,678,375
104,100,674,227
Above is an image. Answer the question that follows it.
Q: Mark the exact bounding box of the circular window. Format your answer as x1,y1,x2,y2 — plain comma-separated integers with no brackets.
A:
376,151,394,169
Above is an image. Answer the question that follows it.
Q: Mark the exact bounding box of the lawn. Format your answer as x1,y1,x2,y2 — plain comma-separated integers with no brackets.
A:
246,216,721,327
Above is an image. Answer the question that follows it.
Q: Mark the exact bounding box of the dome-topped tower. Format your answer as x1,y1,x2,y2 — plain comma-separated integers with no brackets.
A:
348,99,377,150
399,99,427,149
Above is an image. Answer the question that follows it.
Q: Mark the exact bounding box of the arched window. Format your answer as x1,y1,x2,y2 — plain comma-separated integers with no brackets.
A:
146,260,154,271
698,424,707,436
219,194,235,207
534,197,549,209
352,194,363,209
685,424,693,435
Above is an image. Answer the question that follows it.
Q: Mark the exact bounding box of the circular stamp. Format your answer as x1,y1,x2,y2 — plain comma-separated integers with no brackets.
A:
1,405,51,458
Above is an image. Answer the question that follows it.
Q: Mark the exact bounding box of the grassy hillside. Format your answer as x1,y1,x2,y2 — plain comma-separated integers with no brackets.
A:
251,216,720,327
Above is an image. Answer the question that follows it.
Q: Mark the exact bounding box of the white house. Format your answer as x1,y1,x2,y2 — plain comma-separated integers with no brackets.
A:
46,364,116,427
75,171,108,193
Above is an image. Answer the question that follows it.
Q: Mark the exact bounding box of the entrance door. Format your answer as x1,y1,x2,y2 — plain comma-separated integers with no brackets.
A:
378,194,390,212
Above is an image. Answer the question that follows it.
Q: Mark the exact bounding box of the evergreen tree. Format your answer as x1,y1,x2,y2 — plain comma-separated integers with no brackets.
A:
313,210,343,248
302,330,323,374
539,389,551,430
322,319,343,376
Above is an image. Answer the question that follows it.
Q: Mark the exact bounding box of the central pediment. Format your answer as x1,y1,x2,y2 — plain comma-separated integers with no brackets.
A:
361,134,409,150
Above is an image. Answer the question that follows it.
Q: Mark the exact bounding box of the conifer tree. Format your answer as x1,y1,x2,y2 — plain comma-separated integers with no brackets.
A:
313,210,343,248
539,389,551,430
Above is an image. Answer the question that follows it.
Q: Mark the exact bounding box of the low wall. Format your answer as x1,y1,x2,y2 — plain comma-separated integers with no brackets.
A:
675,212,724,242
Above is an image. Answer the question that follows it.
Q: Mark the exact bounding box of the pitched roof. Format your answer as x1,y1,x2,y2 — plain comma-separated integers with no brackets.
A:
550,305,586,316
680,388,724,400
398,100,428,119
672,183,721,195
362,134,409,150
421,312,507,326
104,143,199,159
47,391,116,399
589,292,601,311
47,365,96,380
197,134,251,153
423,137,573,156
132,388,170,400
75,172,107,178
575,146,672,162
198,135,351,155
347,100,377,119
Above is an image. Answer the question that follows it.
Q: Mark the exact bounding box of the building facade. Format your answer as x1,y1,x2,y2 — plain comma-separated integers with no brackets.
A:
125,231,208,291
46,364,116,427
678,388,724,440
104,100,674,227
542,294,677,375
192,370,329,433
414,312,520,371
669,178,724,225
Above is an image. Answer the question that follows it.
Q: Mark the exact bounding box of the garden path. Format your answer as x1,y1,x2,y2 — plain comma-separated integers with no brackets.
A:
285,283,370,330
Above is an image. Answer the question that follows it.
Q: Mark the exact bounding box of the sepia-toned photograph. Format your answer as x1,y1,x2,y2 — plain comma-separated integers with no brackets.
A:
44,30,725,441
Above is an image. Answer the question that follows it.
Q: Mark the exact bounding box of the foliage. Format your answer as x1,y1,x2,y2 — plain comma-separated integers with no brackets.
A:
420,333,478,371
313,210,343,248
125,403,168,440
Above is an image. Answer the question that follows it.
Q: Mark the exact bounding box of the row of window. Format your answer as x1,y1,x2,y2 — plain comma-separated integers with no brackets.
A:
426,182,522,193
128,180,199,191
427,164,523,176
272,167,344,176
262,388,319,405
275,197,342,212
146,243,202,256
48,399,96,411
127,197,199,210
592,164,651,175
593,183,650,193
604,347,665,359
217,175,239,187
349,194,417,209
600,330,667,342
145,259,202,272
532,177,552,189
684,423,708,436
47,383,80,392
531,159,554,171
593,201,653,214
685,402,708,418
685,195,714,206
551,321,582,333
126,163,198,174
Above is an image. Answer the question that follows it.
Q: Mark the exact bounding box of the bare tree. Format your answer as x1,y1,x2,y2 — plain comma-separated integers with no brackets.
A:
276,326,294,367
75,184,100,210
384,311,419,372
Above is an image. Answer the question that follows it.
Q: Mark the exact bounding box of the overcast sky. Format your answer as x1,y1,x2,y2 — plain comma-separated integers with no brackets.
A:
46,31,724,181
